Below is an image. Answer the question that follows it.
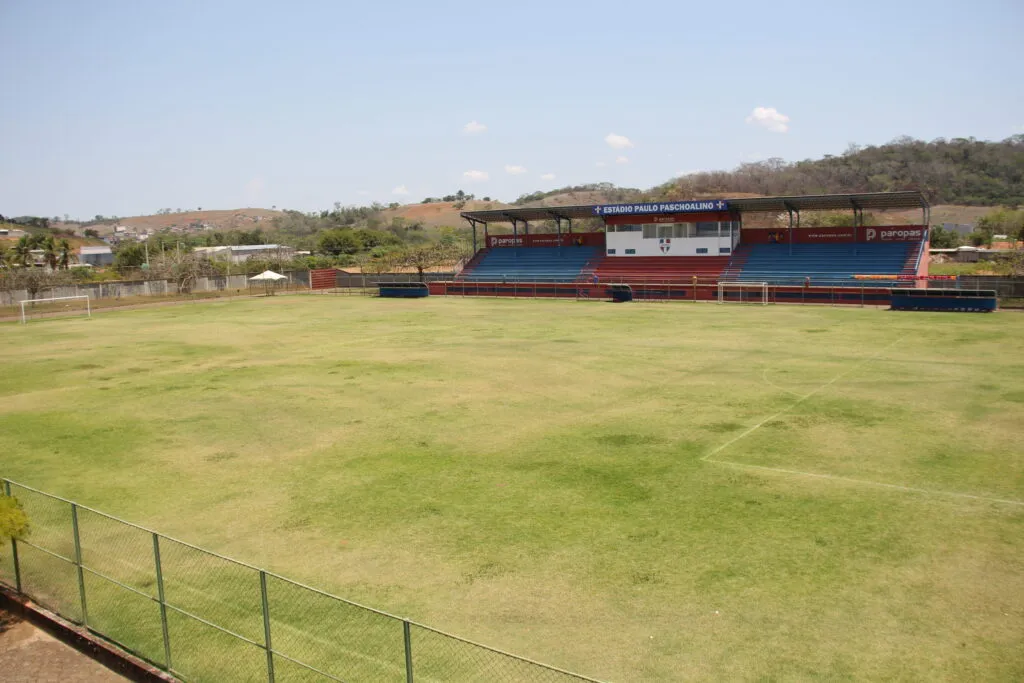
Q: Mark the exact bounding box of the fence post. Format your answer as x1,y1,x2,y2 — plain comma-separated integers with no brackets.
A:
70,504,89,626
3,480,22,592
403,619,414,683
260,571,275,683
152,534,173,671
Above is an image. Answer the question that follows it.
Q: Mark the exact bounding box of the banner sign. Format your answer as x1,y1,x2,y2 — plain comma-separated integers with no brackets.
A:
742,225,927,245
593,200,728,216
864,227,927,242
854,274,956,281
486,233,605,248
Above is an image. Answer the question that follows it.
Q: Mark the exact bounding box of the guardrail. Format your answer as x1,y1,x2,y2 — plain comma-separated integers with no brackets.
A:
0,479,603,683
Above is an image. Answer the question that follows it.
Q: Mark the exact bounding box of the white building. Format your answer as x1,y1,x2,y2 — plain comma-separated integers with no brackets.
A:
194,244,295,264
605,221,741,257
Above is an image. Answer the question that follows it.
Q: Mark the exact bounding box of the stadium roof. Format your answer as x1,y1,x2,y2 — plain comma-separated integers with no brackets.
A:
460,191,928,224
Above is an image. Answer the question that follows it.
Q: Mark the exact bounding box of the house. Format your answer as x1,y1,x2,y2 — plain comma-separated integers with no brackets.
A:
226,244,295,264
79,245,114,266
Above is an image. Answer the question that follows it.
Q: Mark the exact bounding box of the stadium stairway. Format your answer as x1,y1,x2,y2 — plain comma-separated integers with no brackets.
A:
458,246,602,282
456,248,490,280
590,256,730,283
902,241,925,275
724,242,918,285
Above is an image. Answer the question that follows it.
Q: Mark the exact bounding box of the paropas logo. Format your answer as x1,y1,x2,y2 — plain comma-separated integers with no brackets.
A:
870,228,924,241
492,237,523,247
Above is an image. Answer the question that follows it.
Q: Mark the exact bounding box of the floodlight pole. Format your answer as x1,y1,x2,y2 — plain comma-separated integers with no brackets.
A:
851,199,861,256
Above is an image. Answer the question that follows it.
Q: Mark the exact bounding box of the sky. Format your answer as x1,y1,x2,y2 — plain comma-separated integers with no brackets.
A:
1,0,1022,219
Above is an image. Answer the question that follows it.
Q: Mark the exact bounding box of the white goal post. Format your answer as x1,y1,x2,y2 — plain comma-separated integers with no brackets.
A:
717,281,769,305
20,295,92,324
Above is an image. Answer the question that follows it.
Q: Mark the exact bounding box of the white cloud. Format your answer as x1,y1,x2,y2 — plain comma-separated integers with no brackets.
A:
595,161,608,168
540,173,556,181
463,169,489,182
504,164,527,175
392,185,409,195
604,133,634,150
615,155,629,164
745,106,790,133
463,120,487,135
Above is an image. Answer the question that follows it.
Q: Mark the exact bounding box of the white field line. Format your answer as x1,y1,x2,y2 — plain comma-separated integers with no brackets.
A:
703,336,1024,508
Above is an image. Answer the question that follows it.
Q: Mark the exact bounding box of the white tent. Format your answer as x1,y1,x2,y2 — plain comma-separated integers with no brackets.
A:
249,270,287,281
248,270,287,295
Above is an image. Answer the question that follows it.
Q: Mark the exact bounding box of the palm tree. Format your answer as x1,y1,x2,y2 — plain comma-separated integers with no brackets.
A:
58,239,73,269
13,236,31,266
41,236,58,270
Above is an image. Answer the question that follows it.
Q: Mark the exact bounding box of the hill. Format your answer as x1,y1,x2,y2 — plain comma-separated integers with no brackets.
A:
78,208,284,237
649,135,1024,206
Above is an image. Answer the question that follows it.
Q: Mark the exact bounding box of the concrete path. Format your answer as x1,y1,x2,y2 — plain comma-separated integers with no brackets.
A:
0,609,126,682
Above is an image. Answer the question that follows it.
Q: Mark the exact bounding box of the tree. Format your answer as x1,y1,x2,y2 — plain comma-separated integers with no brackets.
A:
41,236,58,270
12,236,31,267
316,229,361,256
968,231,991,247
0,495,29,556
58,239,73,269
400,243,466,281
149,252,218,294
84,228,100,238
114,243,147,273
929,225,962,249
977,208,1024,241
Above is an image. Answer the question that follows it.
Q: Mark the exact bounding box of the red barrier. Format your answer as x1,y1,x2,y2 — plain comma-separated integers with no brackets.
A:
310,268,337,290
486,233,605,248
427,281,894,306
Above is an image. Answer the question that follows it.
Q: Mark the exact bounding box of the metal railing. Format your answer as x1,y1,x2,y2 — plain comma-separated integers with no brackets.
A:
0,479,603,683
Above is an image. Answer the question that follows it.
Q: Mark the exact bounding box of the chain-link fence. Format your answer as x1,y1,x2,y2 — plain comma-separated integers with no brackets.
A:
0,479,603,683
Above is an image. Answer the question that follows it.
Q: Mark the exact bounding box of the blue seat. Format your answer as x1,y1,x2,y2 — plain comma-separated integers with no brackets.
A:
461,246,600,282
729,242,916,286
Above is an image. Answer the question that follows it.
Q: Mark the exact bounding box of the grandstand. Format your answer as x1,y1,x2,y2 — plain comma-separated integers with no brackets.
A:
459,245,601,282
722,241,917,286
448,192,932,304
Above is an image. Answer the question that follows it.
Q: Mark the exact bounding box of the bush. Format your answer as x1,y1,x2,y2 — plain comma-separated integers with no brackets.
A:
0,495,29,552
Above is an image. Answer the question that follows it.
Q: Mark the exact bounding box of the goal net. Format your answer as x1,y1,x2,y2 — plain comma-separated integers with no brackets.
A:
20,295,92,324
717,281,769,305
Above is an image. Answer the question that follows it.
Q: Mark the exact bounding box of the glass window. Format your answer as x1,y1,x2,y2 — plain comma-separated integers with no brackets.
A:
695,222,719,237
719,247,731,254
696,248,708,254
607,249,616,255
625,248,636,255
642,225,657,239
657,225,673,238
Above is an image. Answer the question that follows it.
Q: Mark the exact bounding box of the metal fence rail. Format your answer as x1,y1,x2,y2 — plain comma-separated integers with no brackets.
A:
0,479,603,683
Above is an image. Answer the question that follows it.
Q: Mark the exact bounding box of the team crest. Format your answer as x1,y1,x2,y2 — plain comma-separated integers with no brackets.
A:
767,231,785,244
659,238,671,254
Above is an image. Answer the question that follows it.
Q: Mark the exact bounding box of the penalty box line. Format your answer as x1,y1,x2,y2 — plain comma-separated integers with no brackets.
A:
701,336,1024,508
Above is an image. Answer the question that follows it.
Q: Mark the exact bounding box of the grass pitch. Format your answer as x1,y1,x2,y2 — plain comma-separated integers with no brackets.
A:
1,296,1023,681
